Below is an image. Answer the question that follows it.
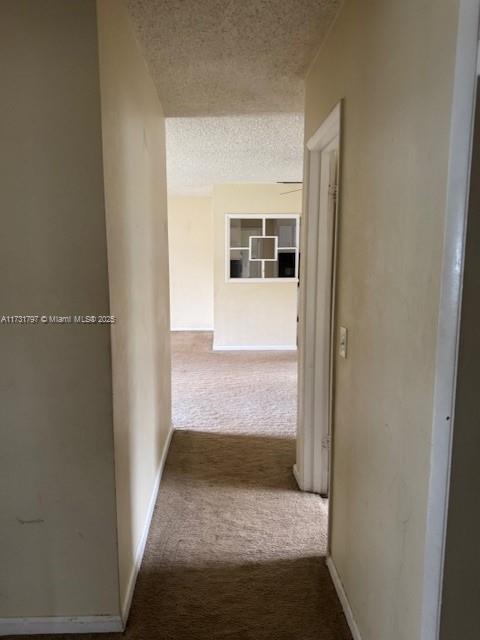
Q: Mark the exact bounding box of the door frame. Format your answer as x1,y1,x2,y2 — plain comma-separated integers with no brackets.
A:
295,102,341,498
421,2,480,638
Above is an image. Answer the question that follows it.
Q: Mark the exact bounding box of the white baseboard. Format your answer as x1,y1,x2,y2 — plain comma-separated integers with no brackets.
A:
171,327,213,332
0,615,123,636
121,425,174,624
213,344,297,351
292,463,304,490
326,556,362,640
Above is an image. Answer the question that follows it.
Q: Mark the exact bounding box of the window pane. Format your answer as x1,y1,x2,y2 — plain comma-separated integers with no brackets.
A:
278,249,296,277
230,218,262,248
250,236,276,260
230,249,262,278
265,218,297,247
264,261,279,278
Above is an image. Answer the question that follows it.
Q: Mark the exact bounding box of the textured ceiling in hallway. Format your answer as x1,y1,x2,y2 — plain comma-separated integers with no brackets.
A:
126,0,342,116
166,113,304,196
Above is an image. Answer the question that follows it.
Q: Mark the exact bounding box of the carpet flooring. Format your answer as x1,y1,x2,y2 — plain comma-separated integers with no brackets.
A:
9,332,351,640
171,331,298,436
131,331,351,639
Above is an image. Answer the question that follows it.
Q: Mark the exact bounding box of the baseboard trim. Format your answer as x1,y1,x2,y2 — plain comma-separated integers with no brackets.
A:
326,556,362,640
171,327,213,332
292,463,304,490
0,615,123,636
121,425,174,624
212,344,297,351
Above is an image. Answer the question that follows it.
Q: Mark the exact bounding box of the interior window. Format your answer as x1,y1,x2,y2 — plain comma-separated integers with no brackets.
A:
228,216,299,281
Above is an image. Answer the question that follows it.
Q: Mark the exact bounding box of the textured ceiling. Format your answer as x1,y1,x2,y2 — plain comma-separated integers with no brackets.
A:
166,113,304,196
126,0,341,116
126,0,341,195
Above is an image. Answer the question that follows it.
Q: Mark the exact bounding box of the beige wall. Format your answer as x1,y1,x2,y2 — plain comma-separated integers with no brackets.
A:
0,0,119,618
168,197,214,330
213,184,301,349
97,0,172,617
304,1,459,639
0,0,171,623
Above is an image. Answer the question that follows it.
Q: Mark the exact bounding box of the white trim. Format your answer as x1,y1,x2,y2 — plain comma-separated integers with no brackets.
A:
226,213,299,219
296,102,341,497
421,2,480,639
212,344,297,351
326,557,362,640
226,278,298,284
248,235,278,261
306,103,341,151
295,215,301,279
170,327,214,332
121,426,174,624
292,463,303,490
0,616,123,636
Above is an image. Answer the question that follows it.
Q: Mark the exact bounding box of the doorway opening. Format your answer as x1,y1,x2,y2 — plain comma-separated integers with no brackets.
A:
164,155,347,636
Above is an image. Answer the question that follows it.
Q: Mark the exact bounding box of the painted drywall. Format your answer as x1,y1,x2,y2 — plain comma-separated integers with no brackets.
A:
97,0,172,617
168,197,214,330
440,86,480,640
303,1,459,639
0,0,119,618
213,184,301,349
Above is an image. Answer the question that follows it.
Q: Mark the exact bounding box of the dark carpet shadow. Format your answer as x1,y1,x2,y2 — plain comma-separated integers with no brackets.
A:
165,430,298,490
6,559,351,640
127,557,352,640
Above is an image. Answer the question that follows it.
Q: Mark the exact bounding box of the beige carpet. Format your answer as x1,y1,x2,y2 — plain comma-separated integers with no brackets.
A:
125,331,351,639
171,331,298,436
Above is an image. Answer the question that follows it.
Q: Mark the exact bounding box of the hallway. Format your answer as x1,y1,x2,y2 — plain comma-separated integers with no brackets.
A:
121,333,351,639
1,2,475,639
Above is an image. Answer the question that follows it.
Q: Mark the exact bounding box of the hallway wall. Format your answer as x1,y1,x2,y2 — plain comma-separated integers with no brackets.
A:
97,0,172,619
213,184,301,350
168,196,214,330
0,0,119,621
303,1,460,639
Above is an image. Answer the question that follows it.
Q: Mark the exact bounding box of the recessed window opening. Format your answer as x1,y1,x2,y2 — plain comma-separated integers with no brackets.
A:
226,214,300,281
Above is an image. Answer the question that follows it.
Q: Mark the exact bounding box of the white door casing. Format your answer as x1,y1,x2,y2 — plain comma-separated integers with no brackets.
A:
312,145,338,494
295,102,341,496
421,2,480,639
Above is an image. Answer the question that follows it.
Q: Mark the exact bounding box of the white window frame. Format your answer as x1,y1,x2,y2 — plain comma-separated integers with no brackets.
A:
225,213,300,283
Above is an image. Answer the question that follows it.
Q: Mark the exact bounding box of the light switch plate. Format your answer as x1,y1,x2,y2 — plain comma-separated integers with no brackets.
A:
339,326,348,359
